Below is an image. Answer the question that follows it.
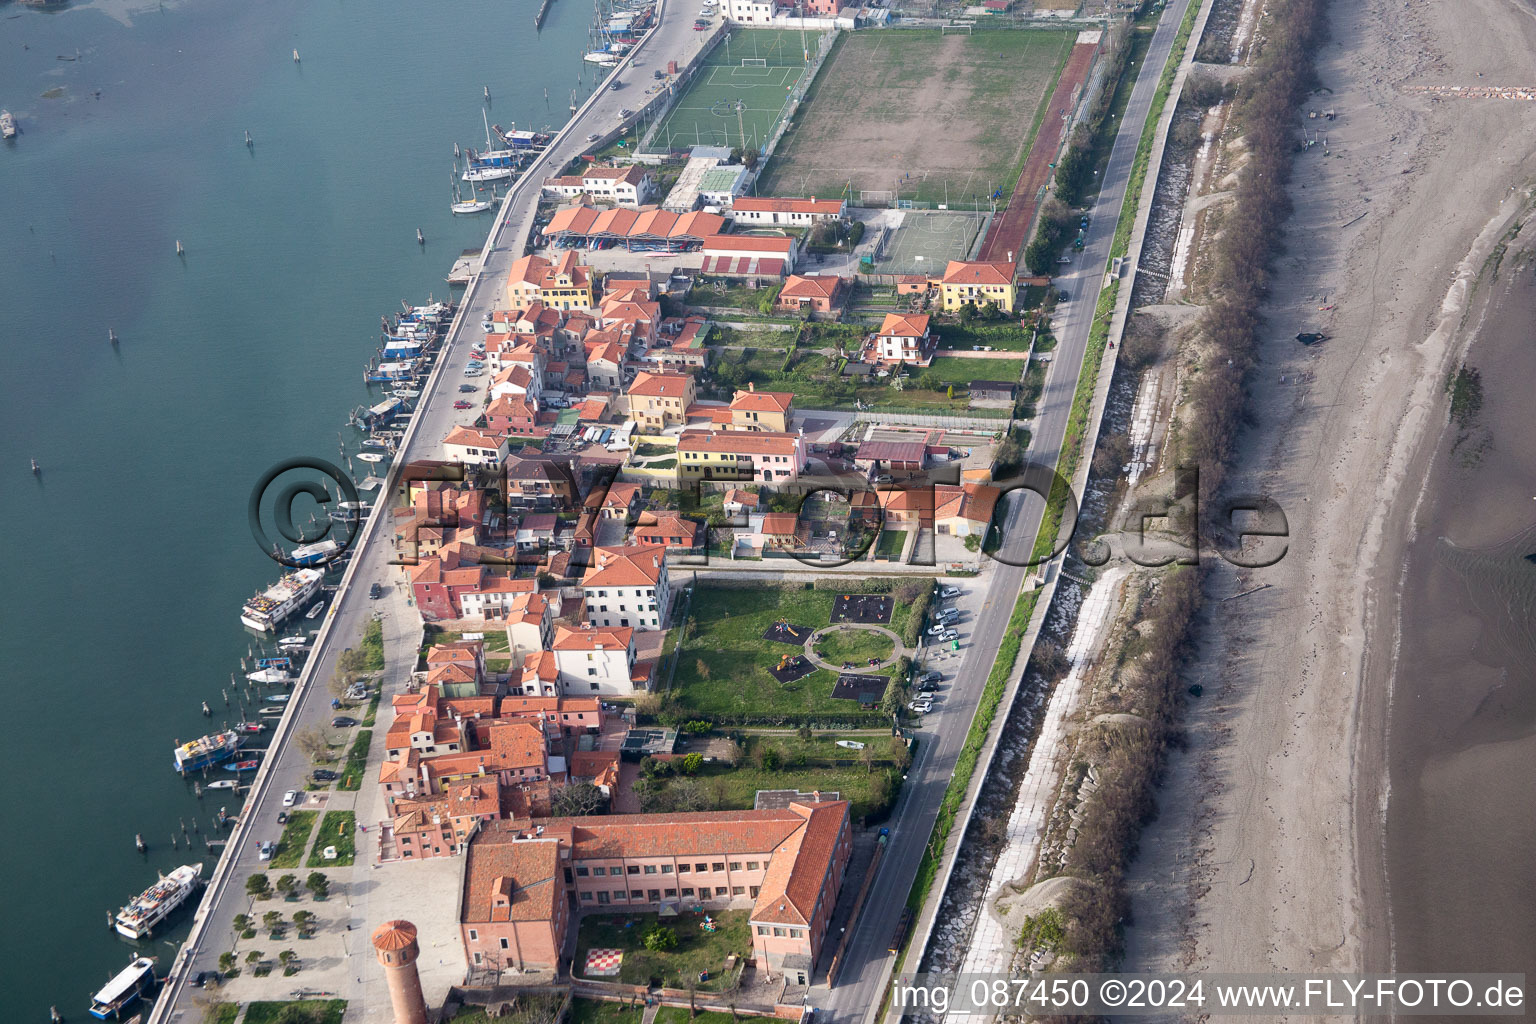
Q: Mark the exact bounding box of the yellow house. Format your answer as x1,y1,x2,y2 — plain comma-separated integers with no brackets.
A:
729,384,794,432
936,260,1017,313
626,371,697,431
505,250,594,311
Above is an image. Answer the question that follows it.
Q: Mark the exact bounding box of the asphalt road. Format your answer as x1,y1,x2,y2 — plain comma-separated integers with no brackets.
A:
815,3,1196,1022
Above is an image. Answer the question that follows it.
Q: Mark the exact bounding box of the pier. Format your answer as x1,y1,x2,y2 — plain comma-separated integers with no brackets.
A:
534,0,555,29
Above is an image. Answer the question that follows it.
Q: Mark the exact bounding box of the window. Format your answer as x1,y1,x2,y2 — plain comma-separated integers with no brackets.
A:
628,865,640,875
661,864,673,874
580,891,593,901
678,863,691,873
643,865,657,875
750,886,759,897
729,861,742,872
682,887,695,897
732,886,745,895
790,928,804,938
500,938,509,950
614,890,627,902
665,888,677,898
757,926,769,936
712,862,724,872
632,889,644,900
715,886,728,897
773,927,785,937
648,889,661,901
575,867,589,877
597,891,610,904
474,952,483,965
468,929,479,941
746,861,759,871
587,668,597,677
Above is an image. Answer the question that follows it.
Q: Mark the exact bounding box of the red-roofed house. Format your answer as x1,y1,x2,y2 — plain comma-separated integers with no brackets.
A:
581,545,670,630
872,312,935,367
506,251,594,311
633,512,704,555
551,624,643,695
541,164,656,207
677,430,806,484
934,482,1000,538
698,234,795,280
776,274,848,315
443,427,511,467
626,372,696,431
729,383,794,432
722,488,759,517
937,260,1017,313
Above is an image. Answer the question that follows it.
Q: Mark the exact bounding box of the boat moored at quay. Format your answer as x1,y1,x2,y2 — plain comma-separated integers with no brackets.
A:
114,863,203,940
240,567,324,631
89,957,157,1019
172,730,241,774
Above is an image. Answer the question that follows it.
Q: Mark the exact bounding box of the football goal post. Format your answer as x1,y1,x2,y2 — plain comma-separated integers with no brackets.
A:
941,23,973,34
741,57,768,67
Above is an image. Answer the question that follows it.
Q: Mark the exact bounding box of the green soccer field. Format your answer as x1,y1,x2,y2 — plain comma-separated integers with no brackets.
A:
642,30,814,154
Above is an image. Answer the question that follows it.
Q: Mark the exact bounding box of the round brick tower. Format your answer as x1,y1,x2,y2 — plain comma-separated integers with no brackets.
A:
371,919,429,1024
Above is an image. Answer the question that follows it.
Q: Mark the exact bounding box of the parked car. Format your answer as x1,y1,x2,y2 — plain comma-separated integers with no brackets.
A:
939,629,959,643
586,133,599,142
282,790,301,808
369,582,383,599
917,681,939,693
454,400,473,410
939,585,961,599
311,769,340,782
257,841,275,861
919,669,942,684
276,810,289,825
925,624,949,637
458,384,478,393
1058,289,1070,302
610,81,624,91
909,699,934,713
191,971,220,989
331,716,358,728
619,108,633,118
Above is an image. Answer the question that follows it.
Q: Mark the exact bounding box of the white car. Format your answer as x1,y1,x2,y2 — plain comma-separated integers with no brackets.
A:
925,624,948,637
282,790,301,808
257,841,275,861
939,586,961,599
909,699,934,713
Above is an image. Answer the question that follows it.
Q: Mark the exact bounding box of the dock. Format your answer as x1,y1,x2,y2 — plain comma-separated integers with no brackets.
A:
534,0,555,28
446,248,482,286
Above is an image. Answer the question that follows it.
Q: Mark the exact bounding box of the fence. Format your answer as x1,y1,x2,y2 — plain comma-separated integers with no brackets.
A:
758,28,840,163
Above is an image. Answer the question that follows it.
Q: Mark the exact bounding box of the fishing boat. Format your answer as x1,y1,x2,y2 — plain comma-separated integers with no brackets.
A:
89,957,156,1019
356,451,386,464
0,110,16,139
334,501,371,522
391,387,422,399
245,667,293,685
172,731,241,774
114,863,203,940
234,722,267,733
364,359,420,383
204,779,238,791
287,538,341,567
493,124,552,150
306,599,328,619
240,568,324,631
224,760,260,772
255,656,293,670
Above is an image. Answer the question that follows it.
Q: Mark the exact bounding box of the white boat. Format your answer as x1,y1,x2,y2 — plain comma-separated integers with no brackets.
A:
462,165,512,182
246,667,294,685
453,196,493,213
265,693,291,703
89,957,157,1019
356,451,386,463
277,636,307,649
584,51,621,66
306,599,327,619
172,731,241,774
114,864,203,940
241,568,324,631
288,538,340,567
0,110,16,140
204,779,238,791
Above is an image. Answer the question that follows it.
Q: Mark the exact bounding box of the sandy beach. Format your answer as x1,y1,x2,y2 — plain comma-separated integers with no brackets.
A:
1122,0,1536,990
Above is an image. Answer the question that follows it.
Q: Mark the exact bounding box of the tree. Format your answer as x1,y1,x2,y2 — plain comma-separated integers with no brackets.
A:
245,949,264,967
888,736,911,771
293,910,314,936
278,949,297,969
860,744,876,775
246,873,271,901
551,781,607,817
958,302,976,324
305,872,329,900
669,778,711,812
295,724,331,764
217,951,237,975
231,913,251,937
681,752,704,776
263,910,283,932
643,925,679,952
275,873,299,898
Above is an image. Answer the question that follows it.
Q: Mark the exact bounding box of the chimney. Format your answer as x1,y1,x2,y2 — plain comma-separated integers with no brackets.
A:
748,381,755,392
1008,251,1014,264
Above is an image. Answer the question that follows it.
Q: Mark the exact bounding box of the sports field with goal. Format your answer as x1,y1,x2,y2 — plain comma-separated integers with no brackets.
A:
756,27,1077,207
642,29,817,154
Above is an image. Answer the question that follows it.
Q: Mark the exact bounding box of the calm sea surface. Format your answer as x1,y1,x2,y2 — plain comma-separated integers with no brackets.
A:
0,0,592,1013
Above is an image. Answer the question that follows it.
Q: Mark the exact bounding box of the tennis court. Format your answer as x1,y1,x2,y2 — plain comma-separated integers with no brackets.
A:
876,211,987,277
643,30,813,154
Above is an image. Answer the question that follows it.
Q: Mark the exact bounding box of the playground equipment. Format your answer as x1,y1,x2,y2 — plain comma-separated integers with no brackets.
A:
774,617,802,638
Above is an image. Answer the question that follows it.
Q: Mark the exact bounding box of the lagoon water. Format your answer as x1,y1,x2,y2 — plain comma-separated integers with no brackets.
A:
0,0,591,1014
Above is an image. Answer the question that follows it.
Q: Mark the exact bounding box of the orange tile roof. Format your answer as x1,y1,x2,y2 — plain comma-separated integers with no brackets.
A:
779,274,844,301
552,624,634,651
677,430,800,457
462,833,563,923
443,426,506,451
730,388,794,414
732,196,844,216
878,312,931,338
582,545,666,588
752,801,846,925
701,233,794,254
627,371,693,398
940,260,1014,286
759,512,799,536
723,488,759,509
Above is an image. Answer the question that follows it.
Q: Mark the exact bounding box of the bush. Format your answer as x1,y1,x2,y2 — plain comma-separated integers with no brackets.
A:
847,220,865,246
643,925,679,951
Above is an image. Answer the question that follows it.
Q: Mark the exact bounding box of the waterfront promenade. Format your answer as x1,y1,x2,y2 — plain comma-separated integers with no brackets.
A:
149,3,723,1022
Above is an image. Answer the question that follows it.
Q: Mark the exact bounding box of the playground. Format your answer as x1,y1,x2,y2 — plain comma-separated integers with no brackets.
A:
756,27,1078,206
643,30,816,154
874,210,988,277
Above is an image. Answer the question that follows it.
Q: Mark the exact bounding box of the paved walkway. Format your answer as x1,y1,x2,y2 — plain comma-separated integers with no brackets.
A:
802,624,907,673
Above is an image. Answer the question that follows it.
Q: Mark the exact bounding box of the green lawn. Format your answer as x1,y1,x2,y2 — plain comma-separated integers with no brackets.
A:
205,1004,240,1024
338,729,371,791
707,346,993,415
569,998,645,1024
925,357,1027,385
308,811,358,867
656,1010,740,1024
934,322,1034,352
712,325,799,349
699,762,897,822
574,911,751,990
270,811,318,870
360,617,385,672
874,529,908,561
243,1000,346,1024
814,626,897,665
686,280,779,312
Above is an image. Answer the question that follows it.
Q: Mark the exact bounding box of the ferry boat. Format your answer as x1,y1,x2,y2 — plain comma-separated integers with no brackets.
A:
89,957,156,1019
0,109,16,140
288,538,340,567
241,568,324,631
114,863,203,939
173,731,241,774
